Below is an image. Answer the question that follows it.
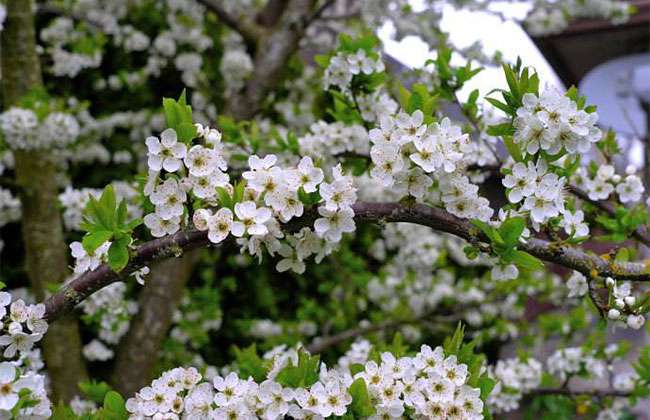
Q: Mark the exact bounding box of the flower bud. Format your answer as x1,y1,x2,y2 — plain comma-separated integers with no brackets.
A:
605,277,615,287
192,209,212,231
626,314,645,330
607,308,620,320
624,296,636,307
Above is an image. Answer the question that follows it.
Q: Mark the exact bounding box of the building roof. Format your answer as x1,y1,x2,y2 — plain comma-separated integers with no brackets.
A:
528,0,650,87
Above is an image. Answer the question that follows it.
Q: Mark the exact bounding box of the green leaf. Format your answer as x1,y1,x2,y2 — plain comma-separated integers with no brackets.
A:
486,122,515,137
275,350,320,388
348,378,376,417
485,97,513,115
176,122,197,143
503,136,523,162
499,217,525,247
472,220,504,246
102,391,127,420
234,345,268,382
443,322,465,355
107,236,130,272
51,403,79,420
82,230,113,254
512,250,544,271
79,380,112,404
215,187,234,210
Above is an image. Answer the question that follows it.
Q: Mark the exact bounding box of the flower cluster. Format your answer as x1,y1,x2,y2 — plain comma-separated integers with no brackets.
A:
40,17,103,77
547,347,607,382
79,282,137,348
0,362,51,418
514,89,601,157
0,107,80,150
526,0,632,36
573,164,645,203
487,358,542,413
324,49,385,92
299,121,369,161
368,110,492,221
604,277,646,330
0,293,48,360
126,344,484,419
141,119,359,273
0,188,20,228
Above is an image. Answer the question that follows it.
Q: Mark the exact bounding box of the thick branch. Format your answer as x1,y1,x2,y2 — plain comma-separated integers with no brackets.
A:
196,0,261,51
306,311,458,354
226,0,318,119
528,387,630,398
43,202,650,323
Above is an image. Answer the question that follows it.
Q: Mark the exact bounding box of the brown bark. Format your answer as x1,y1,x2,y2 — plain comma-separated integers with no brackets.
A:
110,252,199,396
1,0,87,403
226,0,319,120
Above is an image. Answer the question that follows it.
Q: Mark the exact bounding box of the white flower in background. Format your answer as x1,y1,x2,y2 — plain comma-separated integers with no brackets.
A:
491,263,519,281
616,175,644,203
566,271,588,298
146,128,187,172
83,339,114,361
0,108,38,150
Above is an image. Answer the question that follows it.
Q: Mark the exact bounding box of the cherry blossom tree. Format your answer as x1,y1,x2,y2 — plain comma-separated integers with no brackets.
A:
0,0,648,419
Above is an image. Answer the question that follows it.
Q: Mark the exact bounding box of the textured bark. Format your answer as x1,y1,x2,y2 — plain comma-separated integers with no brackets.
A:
110,252,199,396
256,0,290,27
1,0,87,403
226,0,319,120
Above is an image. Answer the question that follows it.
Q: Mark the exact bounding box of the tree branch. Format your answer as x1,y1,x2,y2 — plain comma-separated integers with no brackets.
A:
567,185,650,247
195,0,261,51
226,0,318,119
306,311,459,354
528,387,630,398
43,201,650,323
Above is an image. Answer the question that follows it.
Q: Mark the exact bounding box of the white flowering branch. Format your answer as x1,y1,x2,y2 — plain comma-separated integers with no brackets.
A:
43,201,650,322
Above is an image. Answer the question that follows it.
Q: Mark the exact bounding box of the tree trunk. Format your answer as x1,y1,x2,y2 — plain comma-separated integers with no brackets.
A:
110,252,199,396
1,0,88,403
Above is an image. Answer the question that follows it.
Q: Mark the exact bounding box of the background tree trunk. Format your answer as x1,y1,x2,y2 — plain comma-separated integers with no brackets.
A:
1,0,88,403
110,252,199,396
